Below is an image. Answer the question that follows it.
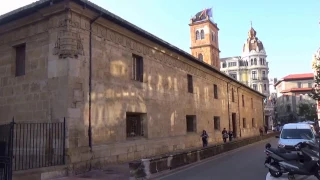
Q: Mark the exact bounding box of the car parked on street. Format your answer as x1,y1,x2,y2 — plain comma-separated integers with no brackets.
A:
275,123,319,151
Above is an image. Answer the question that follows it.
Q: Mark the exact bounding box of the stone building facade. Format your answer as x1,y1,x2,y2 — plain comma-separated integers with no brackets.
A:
0,0,265,174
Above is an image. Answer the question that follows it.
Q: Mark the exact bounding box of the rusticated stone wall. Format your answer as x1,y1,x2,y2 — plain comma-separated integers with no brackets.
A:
0,0,265,175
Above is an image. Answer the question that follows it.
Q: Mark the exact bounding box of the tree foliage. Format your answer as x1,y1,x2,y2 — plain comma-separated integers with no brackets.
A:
298,103,317,120
310,65,320,100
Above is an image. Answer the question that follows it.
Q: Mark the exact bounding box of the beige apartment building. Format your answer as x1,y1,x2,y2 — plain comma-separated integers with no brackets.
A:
274,73,316,123
0,0,265,176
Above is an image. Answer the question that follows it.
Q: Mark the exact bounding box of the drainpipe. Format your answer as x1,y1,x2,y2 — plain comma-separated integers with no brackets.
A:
226,80,233,131
88,13,102,151
236,85,242,138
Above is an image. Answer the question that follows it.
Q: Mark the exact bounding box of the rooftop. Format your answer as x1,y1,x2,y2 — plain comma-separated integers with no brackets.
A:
283,73,314,80
280,88,312,93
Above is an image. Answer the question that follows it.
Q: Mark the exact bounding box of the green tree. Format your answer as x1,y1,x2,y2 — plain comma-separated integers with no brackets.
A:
298,103,317,120
310,65,320,100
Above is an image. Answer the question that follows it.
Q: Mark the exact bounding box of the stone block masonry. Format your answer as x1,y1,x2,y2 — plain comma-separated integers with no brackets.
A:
0,0,267,178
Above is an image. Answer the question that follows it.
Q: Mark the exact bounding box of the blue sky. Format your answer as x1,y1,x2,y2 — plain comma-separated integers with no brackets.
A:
3,0,320,78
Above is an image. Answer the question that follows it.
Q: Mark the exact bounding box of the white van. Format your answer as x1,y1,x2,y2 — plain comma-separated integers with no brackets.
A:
275,123,319,151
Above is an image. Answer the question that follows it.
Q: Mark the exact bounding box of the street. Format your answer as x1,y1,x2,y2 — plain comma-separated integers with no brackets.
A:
156,137,278,180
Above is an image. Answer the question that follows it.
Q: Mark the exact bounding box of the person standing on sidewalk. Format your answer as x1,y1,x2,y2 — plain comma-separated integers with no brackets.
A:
228,130,233,142
264,125,268,134
222,128,228,143
201,130,209,147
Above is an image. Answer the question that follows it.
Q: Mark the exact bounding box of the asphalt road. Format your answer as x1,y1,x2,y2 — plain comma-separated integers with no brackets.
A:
156,137,278,180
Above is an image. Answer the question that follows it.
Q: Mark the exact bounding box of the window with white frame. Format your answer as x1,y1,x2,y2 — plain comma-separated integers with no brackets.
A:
251,71,257,80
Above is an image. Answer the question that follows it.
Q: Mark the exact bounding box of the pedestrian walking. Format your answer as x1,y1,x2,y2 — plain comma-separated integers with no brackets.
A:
201,130,209,147
222,128,228,143
228,130,233,142
264,125,268,134
259,127,263,136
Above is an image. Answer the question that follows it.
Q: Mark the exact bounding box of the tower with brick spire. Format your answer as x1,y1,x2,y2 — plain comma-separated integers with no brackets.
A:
189,8,220,69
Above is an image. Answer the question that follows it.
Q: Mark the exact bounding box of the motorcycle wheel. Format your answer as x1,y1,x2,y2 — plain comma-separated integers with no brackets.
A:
269,162,282,178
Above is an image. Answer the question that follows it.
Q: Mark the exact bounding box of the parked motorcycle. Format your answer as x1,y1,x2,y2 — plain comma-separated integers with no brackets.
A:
264,141,320,180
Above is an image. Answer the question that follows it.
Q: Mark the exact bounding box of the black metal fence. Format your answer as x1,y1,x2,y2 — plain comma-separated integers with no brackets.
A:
0,118,66,180
0,123,14,180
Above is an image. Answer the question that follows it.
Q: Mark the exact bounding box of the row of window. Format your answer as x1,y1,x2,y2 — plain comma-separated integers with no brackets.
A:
127,113,258,138
221,58,267,68
297,82,312,88
251,84,268,91
195,29,216,42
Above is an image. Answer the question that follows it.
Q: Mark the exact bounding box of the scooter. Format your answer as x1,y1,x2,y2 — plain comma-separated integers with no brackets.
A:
264,141,320,180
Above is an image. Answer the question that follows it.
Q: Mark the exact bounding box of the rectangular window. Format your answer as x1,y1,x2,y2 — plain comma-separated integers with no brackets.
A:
126,113,144,138
297,82,302,88
15,44,26,77
251,71,257,80
230,73,237,80
308,83,312,88
214,116,220,130
252,118,256,128
231,88,234,102
187,74,193,93
251,98,253,108
243,118,247,128
186,115,196,132
252,84,257,90
286,95,289,101
132,54,143,82
264,84,267,91
213,84,218,99
242,95,245,107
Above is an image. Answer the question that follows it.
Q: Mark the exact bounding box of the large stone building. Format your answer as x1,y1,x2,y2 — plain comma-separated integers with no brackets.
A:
219,25,273,127
274,73,316,123
0,0,265,175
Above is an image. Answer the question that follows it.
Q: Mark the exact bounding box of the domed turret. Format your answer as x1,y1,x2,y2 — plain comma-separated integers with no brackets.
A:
242,26,265,54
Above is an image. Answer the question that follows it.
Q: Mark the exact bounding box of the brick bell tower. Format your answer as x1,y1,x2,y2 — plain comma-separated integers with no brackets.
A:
189,8,220,69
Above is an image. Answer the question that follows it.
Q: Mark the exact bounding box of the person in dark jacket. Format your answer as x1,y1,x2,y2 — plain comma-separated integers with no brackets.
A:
228,130,233,141
201,130,209,147
222,128,228,143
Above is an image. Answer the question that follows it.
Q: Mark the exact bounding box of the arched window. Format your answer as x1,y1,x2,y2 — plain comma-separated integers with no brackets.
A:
259,58,262,65
196,30,200,40
251,59,253,65
198,53,203,61
246,61,248,66
254,58,257,65
263,59,265,65
200,30,205,39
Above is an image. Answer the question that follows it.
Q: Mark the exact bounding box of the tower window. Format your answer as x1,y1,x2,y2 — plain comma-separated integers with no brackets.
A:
259,58,262,65
211,31,216,42
254,58,257,65
200,30,205,39
251,59,253,65
196,30,200,40
264,84,267,91
198,53,203,61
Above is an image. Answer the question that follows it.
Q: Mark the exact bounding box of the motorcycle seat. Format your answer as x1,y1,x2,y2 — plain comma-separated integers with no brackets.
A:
268,148,300,160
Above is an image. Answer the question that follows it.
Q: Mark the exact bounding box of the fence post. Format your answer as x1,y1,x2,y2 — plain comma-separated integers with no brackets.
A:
63,117,66,164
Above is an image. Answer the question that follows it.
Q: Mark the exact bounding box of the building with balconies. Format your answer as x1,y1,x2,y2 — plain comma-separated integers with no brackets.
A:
274,73,316,124
220,25,270,97
220,25,272,128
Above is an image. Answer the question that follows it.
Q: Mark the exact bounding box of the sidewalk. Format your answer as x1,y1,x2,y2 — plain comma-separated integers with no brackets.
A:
53,164,130,180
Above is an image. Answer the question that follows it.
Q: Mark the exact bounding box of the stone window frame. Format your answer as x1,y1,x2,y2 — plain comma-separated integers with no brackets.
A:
231,88,235,102
132,54,144,82
243,118,247,128
126,112,147,139
187,74,193,93
213,84,218,99
198,53,203,61
252,118,256,128
14,43,26,77
211,31,216,42
297,82,302,88
213,116,220,131
186,115,197,133
242,94,245,107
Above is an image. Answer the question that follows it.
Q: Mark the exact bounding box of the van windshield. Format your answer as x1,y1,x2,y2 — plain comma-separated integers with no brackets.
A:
280,129,314,140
